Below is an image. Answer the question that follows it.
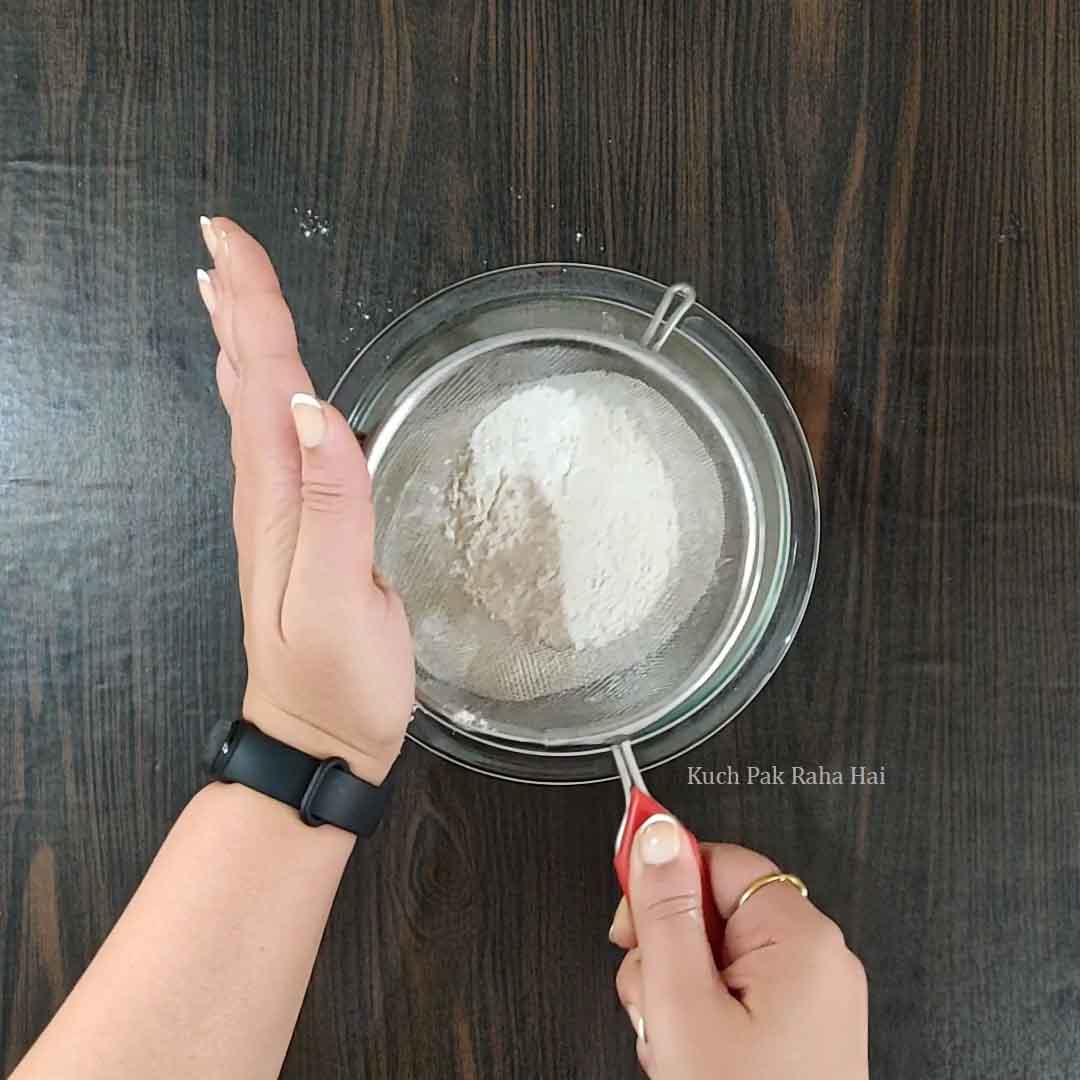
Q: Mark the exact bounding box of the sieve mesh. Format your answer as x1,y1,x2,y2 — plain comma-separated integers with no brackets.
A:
368,328,762,747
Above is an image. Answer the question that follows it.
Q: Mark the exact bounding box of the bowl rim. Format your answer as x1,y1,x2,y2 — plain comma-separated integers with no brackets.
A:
328,262,821,785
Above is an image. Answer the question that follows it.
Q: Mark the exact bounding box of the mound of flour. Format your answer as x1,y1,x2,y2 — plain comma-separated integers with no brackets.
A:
446,373,680,651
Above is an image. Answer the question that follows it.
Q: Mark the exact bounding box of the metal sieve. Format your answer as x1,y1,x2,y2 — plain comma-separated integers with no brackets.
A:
330,265,819,784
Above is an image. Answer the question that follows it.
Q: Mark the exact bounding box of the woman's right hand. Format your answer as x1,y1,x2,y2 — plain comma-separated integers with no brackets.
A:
610,826,869,1079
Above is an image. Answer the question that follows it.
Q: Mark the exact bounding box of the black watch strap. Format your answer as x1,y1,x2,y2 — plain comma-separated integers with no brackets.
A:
203,719,392,837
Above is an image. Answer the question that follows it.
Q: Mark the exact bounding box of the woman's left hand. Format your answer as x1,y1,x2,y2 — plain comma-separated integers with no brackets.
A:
197,217,414,783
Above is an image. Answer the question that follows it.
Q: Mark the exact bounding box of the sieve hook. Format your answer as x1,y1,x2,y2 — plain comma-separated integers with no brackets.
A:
640,283,696,351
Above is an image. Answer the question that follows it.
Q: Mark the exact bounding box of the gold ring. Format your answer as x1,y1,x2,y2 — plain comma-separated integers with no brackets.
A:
735,872,809,913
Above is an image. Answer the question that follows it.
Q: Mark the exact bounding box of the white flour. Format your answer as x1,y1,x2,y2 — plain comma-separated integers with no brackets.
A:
446,373,680,651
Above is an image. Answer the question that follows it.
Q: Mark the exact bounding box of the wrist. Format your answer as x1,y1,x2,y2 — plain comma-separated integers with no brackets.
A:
241,695,402,785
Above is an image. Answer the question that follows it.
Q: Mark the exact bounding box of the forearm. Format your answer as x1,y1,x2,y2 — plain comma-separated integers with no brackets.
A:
12,782,354,1080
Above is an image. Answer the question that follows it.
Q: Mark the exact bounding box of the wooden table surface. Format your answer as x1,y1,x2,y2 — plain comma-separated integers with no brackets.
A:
2,2,1079,1077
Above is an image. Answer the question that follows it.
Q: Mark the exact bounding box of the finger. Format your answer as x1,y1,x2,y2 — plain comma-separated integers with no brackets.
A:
199,217,314,624
216,348,239,415
609,895,637,950
630,818,717,995
216,348,253,601
210,219,302,381
285,396,378,607
629,818,742,1033
201,215,313,414
614,951,657,1077
614,950,646,1036
701,843,832,965
636,1037,654,1078
198,221,236,364
615,948,641,1008
197,266,237,384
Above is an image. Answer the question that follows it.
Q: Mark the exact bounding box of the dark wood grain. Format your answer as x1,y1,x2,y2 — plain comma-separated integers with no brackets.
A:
2,1,1079,1077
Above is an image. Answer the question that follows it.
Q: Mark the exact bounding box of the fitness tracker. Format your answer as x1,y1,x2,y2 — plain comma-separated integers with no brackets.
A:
203,718,391,837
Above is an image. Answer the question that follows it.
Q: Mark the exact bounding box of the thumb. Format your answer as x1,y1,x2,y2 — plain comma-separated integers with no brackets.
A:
629,816,740,1033
286,394,377,596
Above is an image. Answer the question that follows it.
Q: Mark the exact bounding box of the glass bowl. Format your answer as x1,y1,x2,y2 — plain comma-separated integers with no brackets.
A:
330,264,819,784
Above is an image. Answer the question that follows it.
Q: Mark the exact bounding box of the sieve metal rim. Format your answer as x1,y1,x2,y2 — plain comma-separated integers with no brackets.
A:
329,264,820,784
366,326,770,748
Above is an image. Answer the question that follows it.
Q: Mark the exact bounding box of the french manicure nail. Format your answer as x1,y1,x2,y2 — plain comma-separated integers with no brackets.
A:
291,392,326,448
608,896,627,942
196,268,217,315
636,814,680,866
199,215,218,259
626,1005,644,1042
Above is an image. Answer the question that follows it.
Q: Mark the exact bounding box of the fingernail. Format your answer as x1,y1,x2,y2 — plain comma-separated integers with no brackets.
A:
608,896,627,942
635,814,680,866
196,268,217,315
291,392,326,448
199,215,218,259
626,1005,644,1043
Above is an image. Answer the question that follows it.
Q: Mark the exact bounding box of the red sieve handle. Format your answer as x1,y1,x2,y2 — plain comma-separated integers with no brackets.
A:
613,787,725,967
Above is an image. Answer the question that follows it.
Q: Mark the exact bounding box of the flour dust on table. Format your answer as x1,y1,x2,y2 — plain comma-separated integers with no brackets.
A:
380,367,727,706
